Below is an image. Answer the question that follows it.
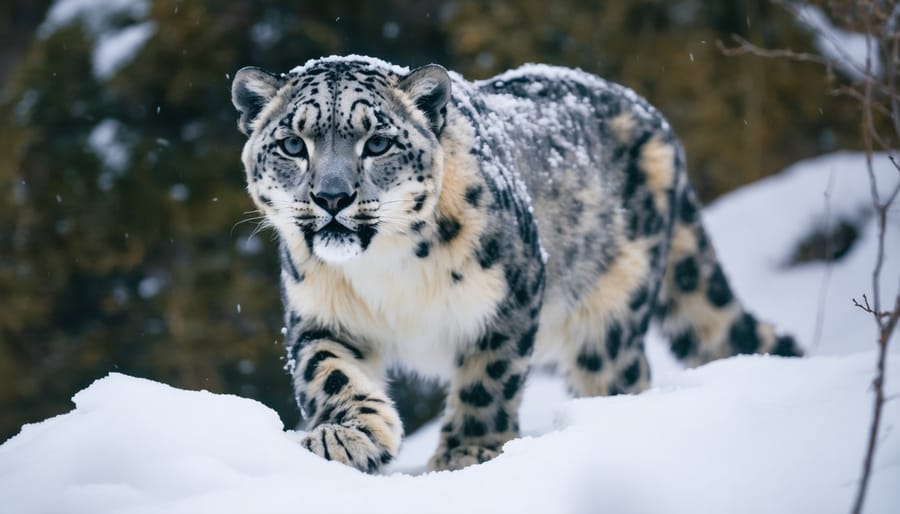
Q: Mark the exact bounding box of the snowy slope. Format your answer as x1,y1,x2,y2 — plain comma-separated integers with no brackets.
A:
2,354,898,514
702,151,899,357
1,151,899,514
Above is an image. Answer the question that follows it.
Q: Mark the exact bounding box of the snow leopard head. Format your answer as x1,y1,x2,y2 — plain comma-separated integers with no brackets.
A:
232,56,451,263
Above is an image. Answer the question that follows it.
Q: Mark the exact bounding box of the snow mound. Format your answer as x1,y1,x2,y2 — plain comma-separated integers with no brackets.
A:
1,354,898,514
702,151,899,356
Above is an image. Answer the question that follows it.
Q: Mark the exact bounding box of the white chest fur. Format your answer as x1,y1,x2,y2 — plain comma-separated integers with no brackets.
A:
283,233,507,379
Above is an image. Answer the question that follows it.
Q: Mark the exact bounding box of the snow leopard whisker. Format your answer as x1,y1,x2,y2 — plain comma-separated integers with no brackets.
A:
231,214,268,236
375,198,424,207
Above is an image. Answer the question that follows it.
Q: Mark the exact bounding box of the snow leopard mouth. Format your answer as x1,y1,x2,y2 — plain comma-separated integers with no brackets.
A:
318,219,354,235
304,218,377,263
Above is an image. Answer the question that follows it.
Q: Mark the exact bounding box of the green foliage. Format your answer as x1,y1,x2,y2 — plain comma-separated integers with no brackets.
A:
0,0,867,441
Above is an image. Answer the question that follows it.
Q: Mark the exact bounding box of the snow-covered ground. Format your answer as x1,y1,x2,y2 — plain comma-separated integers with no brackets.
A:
1,151,898,514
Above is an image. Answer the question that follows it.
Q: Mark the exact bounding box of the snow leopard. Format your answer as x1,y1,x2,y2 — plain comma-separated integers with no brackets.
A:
230,55,802,473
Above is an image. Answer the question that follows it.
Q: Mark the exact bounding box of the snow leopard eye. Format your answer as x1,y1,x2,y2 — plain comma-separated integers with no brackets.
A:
363,135,393,157
278,136,307,158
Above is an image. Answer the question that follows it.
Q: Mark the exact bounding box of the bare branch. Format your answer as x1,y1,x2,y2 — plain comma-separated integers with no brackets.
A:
888,155,900,173
784,0,882,82
852,294,874,314
717,3,900,513
717,35,834,71
833,84,895,117
851,4,898,512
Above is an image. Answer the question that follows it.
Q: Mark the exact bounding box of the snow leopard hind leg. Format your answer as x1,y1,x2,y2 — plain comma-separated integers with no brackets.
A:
557,125,679,398
560,117,801,400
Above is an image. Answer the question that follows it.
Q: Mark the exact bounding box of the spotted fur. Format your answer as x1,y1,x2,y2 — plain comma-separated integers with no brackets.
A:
231,56,802,473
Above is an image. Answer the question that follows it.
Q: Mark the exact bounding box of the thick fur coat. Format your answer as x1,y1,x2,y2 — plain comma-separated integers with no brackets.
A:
231,56,802,472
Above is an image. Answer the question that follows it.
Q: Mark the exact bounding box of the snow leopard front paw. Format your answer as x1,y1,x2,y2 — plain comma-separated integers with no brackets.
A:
428,444,501,471
300,423,394,473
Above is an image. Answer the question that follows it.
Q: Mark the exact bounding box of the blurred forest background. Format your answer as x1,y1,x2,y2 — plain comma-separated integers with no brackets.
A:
0,0,871,442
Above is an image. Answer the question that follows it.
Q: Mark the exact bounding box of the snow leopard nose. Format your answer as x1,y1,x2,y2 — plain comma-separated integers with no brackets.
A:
310,190,356,215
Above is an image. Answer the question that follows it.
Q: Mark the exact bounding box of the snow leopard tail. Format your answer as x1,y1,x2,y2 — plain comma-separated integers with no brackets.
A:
655,179,803,367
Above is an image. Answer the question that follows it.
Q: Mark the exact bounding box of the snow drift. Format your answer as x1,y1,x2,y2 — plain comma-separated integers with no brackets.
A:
1,355,897,514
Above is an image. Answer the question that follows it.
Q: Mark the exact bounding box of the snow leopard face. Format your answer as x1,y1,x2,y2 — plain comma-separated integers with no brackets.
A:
232,58,451,263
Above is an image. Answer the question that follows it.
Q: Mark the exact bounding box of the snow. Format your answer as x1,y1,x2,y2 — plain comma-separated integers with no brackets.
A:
168,183,190,202
39,0,150,38
88,119,130,172
2,151,899,513
92,21,157,80
14,90,39,124
792,4,883,80
2,355,897,514
290,54,411,77
137,277,162,299
250,20,282,49
39,0,155,81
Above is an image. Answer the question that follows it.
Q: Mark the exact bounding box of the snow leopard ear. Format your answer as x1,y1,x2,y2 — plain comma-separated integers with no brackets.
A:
231,66,286,136
398,64,451,136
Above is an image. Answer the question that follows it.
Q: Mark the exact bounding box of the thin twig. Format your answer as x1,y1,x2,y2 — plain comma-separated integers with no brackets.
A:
852,294,873,313
888,155,900,172
853,295,898,318
717,34,833,68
